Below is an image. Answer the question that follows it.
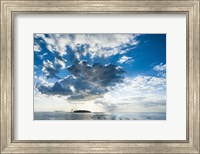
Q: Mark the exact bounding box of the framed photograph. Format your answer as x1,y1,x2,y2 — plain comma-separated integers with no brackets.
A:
0,0,199,153
33,33,166,121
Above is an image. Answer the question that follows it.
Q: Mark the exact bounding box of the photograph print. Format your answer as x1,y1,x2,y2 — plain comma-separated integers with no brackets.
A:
34,33,166,120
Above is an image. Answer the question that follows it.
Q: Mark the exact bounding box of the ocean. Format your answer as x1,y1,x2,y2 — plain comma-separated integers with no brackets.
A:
34,111,166,120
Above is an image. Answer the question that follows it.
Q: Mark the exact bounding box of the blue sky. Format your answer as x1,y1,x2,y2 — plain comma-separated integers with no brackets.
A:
34,34,166,113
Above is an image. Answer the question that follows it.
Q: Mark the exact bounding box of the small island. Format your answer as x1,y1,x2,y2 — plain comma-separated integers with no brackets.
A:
73,110,91,113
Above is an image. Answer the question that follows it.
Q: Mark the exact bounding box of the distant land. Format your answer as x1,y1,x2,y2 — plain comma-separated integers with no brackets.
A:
73,110,91,113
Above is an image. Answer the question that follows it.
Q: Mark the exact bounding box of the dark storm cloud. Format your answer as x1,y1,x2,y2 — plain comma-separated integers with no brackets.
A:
68,61,125,87
37,82,70,95
37,61,125,98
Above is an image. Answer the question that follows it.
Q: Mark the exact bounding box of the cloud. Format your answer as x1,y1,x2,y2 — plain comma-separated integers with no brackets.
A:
37,53,47,60
37,61,125,98
41,55,67,78
34,33,139,79
95,100,118,112
34,33,139,58
68,61,125,86
35,34,67,56
34,44,41,52
129,76,166,91
118,56,133,64
54,57,66,69
42,60,60,79
35,74,166,112
153,63,166,77
153,63,166,71
95,75,166,112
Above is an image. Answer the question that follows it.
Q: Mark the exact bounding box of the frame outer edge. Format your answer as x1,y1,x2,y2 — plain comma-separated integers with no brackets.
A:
0,0,200,153
1,1,9,152
192,1,200,153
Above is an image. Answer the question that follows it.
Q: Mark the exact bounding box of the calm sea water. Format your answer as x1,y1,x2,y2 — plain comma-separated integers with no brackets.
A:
34,112,166,120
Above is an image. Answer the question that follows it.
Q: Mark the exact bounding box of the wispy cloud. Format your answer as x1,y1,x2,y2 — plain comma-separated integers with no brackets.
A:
37,53,47,60
95,75,166,112
153,63,166,71
118,56,133,64
153,63,166,77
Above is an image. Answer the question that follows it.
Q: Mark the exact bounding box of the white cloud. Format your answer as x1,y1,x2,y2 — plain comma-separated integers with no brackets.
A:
54,57,66,69
118,56,133,64
96,76,166,112
46,44,54,52
153,63,166,77
34,34,46,39
34,44,41,52
43,60,54,69
38,76,53,86
38,53,47,60
35,33,139,58
35,34,67,56
153,63,166,71
42,60,56,77
70,34,136,49
69,85,76,93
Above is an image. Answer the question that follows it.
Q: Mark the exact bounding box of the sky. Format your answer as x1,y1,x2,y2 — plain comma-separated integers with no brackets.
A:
34,34,166,113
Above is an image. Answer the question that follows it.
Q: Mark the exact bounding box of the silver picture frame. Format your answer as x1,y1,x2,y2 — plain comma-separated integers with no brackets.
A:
0,0,199,153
